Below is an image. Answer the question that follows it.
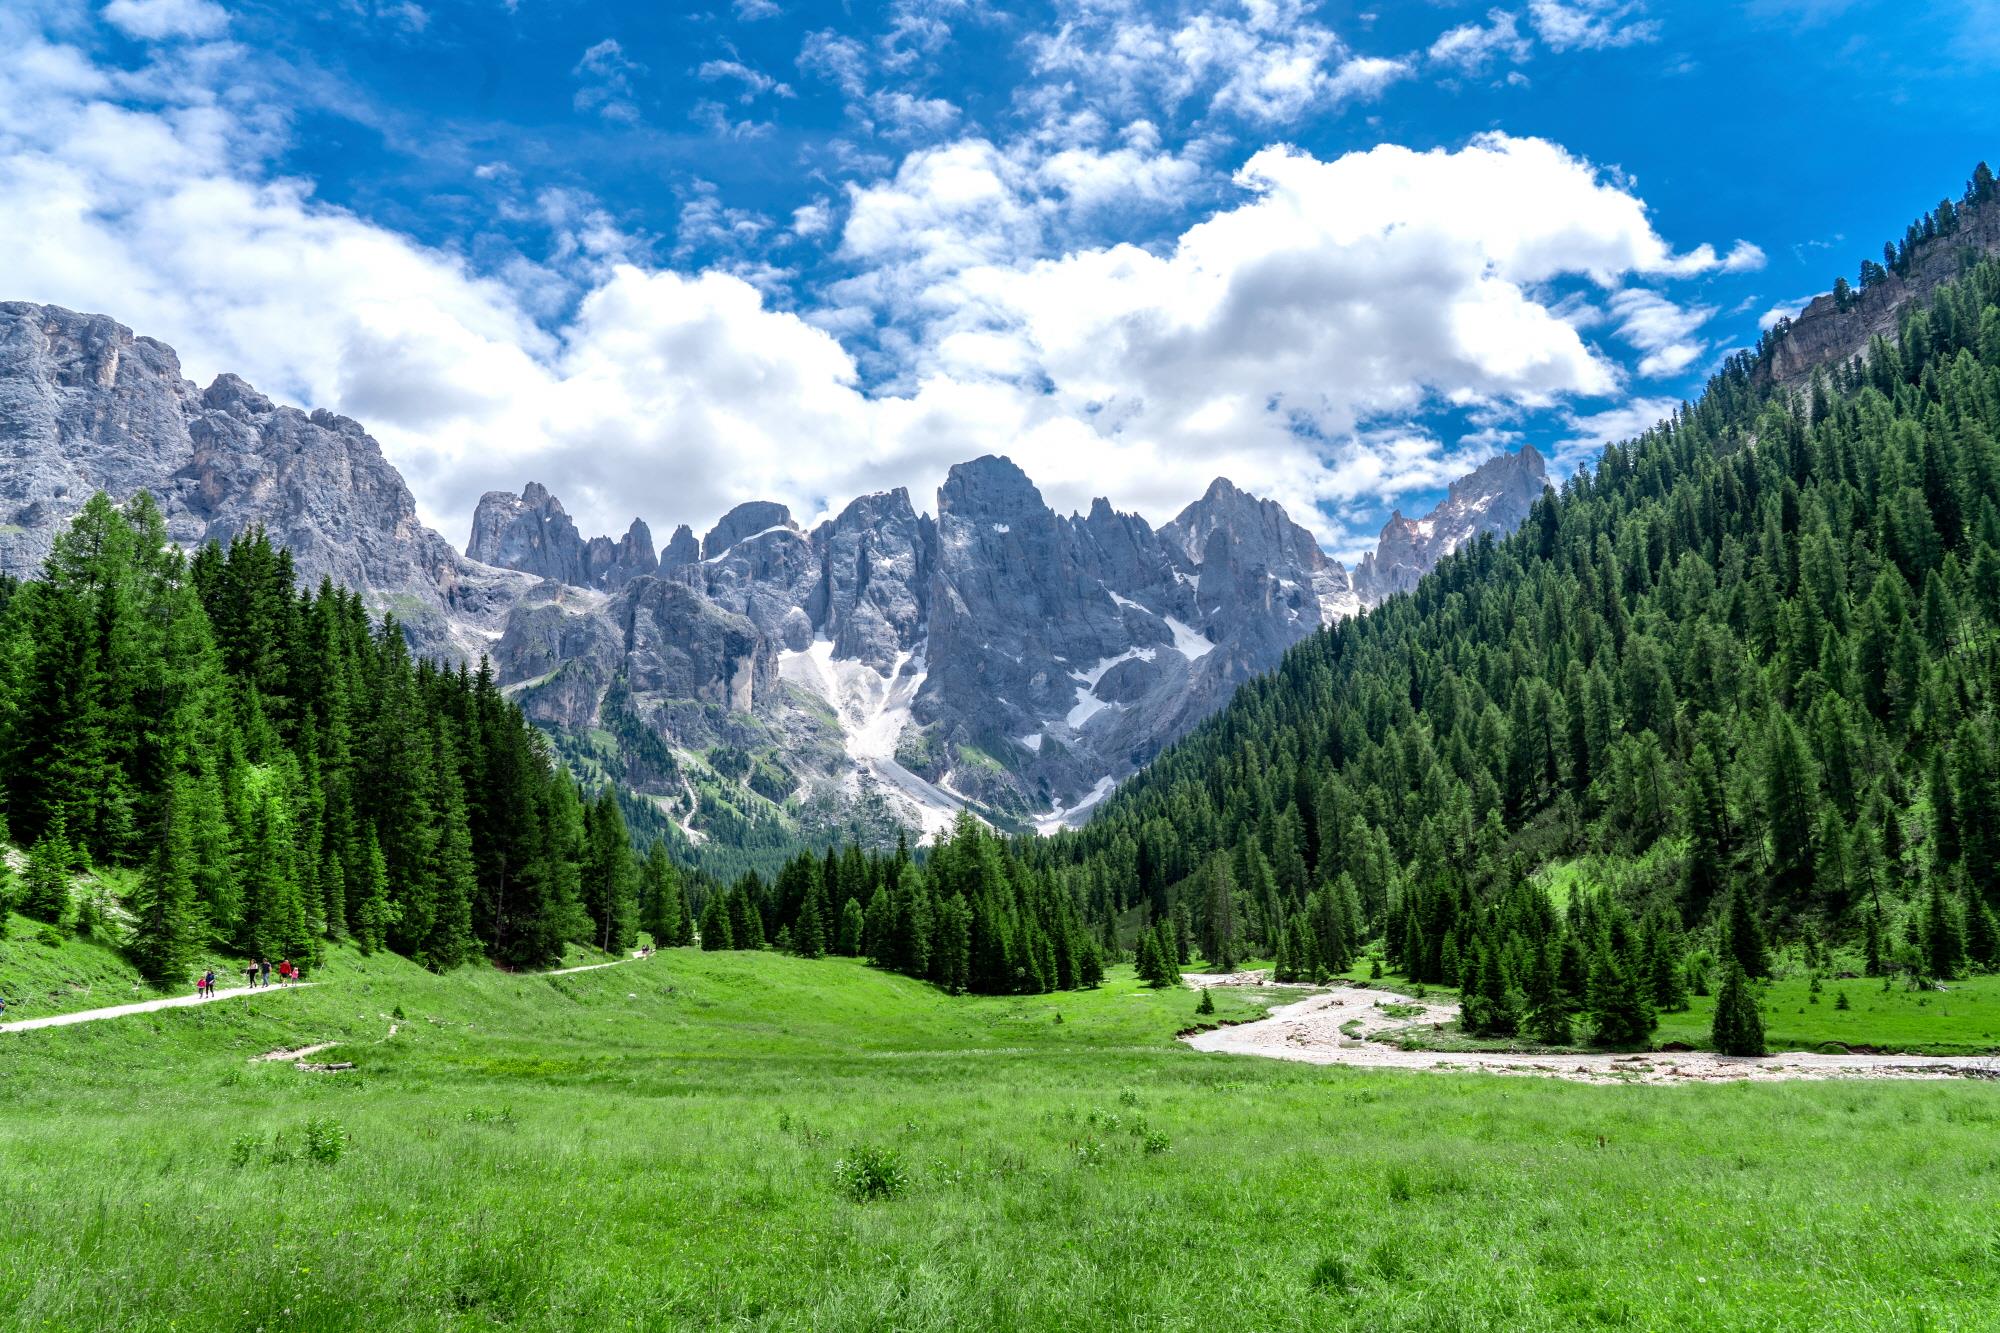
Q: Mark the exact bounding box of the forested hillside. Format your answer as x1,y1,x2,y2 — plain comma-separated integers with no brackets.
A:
1030,181,2000,1040
0,496,688,980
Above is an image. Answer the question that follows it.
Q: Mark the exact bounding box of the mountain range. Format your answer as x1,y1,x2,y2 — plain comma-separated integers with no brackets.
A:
0,297,1546,855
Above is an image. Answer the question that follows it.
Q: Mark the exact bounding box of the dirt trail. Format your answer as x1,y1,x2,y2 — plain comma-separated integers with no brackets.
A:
1182,981,1999,1084
0,983,315,1034
3,951,650,1036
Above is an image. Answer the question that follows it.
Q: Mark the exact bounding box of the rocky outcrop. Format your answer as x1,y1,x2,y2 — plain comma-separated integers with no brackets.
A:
1756,193,2000,400
468,482,658,590
0,302,522,659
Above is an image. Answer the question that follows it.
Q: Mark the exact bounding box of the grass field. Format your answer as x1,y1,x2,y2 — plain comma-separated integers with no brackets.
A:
3,942,2000,1331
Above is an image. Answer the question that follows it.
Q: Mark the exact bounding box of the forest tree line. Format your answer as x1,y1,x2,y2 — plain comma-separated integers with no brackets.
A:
1026,223,2000,1043
0,499,688,981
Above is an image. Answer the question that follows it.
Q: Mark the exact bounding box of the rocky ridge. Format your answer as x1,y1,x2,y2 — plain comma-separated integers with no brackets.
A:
0,298,1550,850
478,451,1547,841
0,302,524,660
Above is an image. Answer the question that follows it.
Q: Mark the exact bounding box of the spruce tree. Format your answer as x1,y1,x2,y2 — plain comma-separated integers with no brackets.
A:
1711,962,1767,1056
20,821,75,925
1924,875,1965,980
1721,883,1770,979
699,892,732,950
837,897,865,957
128,779,203,983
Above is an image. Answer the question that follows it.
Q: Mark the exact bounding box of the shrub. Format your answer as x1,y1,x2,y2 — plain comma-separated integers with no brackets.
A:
1196,989,1215,1015
833,1145,908,1202
1140,1128,1171,1155
228,1133,260,1168
303,1117,348,1165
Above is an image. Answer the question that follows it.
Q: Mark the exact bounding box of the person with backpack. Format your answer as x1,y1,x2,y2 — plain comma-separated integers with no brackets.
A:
244,962,260,989
259,959,271,988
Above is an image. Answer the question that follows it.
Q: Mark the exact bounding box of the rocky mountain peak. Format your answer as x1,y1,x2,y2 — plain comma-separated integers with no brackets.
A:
1353,446,1550,603
938,454,1045,521
0,301,517,661
662,523,700,569
703,500,794,558
466,483,659,591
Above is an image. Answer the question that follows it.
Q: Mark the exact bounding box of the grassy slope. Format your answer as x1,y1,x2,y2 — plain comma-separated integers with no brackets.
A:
3,944,1999,1332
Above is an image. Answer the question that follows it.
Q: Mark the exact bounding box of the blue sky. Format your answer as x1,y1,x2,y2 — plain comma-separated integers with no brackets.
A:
5,0,1996,559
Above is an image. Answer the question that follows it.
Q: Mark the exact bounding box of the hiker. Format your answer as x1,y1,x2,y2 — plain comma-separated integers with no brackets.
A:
259,959,271,987
194,973,206,999
245,962,260,989
205,969,217,997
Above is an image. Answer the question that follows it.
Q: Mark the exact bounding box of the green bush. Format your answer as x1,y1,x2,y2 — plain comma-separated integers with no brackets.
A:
832,1145,907,1202
303,1117,347,1165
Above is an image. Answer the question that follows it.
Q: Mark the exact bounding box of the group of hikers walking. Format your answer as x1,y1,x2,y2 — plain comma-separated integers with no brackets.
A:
192,958,303,997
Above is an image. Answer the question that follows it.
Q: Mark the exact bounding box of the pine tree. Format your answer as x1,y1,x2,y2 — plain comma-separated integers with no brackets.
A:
1924,875,1965,980
837,897,865,956
128,779,204,983
699,891,733,951
1200,855,1241,972
20,820,75,925
1964,883,2000,971
1588,907,1657,1047
1711,961,1766,1056
1721,883,1770,979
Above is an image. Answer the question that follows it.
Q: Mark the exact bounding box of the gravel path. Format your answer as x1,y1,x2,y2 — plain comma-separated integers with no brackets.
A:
0,983,315,1034
2,952,651,1035
1182,982,2000,1084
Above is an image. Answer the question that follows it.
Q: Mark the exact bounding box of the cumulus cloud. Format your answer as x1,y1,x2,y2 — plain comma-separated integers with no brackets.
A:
0,18,1749,555
102,0,228,40
1032,0,1406,127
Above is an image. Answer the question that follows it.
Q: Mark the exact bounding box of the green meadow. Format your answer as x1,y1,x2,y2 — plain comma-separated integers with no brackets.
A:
3,943,1999,1332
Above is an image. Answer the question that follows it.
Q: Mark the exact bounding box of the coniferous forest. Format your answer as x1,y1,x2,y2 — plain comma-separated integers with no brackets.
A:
0,498,686,980
1028,233,2000,1043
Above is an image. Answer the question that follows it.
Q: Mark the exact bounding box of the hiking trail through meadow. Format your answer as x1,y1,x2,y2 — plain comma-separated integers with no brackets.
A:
0,951,651,1036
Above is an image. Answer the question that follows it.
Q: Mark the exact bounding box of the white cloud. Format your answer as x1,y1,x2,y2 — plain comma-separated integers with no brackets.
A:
734,0,781,18
573,38,643,124
0,22,1750,556
1033,0,1407,126
1607,288,1713,377
1428,9,1532,74
865,90,961,140
102,0,228,40
1528,0,1661,52
798,29,869,98
697,59,792,103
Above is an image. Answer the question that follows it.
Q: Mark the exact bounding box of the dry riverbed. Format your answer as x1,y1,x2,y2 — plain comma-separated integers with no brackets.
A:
1180,974,1999,1084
